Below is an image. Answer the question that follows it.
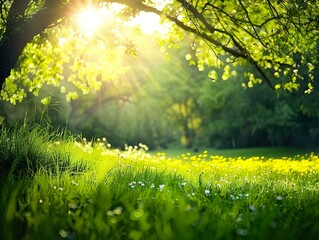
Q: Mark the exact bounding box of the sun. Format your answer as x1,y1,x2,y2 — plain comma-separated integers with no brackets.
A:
75,3,169,37
76,7,104,37
74,3,126,37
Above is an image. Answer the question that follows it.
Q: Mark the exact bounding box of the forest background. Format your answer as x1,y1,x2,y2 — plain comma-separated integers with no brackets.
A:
1,32,319,151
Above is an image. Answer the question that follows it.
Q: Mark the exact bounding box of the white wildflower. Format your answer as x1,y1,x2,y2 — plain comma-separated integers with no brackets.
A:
276,196,283,201
159,184,165,192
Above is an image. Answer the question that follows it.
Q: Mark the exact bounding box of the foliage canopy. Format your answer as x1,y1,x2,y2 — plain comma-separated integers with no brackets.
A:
0,0,319,103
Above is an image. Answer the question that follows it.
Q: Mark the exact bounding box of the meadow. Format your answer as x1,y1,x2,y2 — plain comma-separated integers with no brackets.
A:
1,125,319,240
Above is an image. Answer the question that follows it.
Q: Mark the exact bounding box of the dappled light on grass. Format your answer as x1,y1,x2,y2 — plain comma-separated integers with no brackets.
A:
1,125,319,239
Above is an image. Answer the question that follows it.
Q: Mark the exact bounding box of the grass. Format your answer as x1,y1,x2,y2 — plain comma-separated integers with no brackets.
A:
1,124,319,239
150,146,313,159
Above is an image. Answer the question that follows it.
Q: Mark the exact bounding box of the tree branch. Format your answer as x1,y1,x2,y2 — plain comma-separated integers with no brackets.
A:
177,0,274,89
0,1,69,89
0,0,285,91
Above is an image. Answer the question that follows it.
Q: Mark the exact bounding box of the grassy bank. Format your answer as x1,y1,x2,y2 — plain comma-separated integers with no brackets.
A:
1,125,319,239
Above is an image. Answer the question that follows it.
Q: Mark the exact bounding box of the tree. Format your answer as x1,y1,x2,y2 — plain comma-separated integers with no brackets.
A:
0,0,318,104
0,0,67,88
140,48,206,149
2,28,319,150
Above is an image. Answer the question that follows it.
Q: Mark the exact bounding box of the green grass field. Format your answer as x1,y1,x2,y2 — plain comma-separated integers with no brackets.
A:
1,125,319,239
151,146,313,159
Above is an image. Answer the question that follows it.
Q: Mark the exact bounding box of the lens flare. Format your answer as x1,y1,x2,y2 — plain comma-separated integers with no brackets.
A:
76,7,103,37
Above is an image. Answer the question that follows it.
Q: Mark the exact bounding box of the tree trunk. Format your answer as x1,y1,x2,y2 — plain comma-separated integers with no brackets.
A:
0,36,17,88
0,0,30,88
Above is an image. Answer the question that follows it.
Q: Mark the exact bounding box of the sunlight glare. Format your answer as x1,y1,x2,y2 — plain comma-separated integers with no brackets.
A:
76,7,104,36
75,3,169,36
128,12,169,35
